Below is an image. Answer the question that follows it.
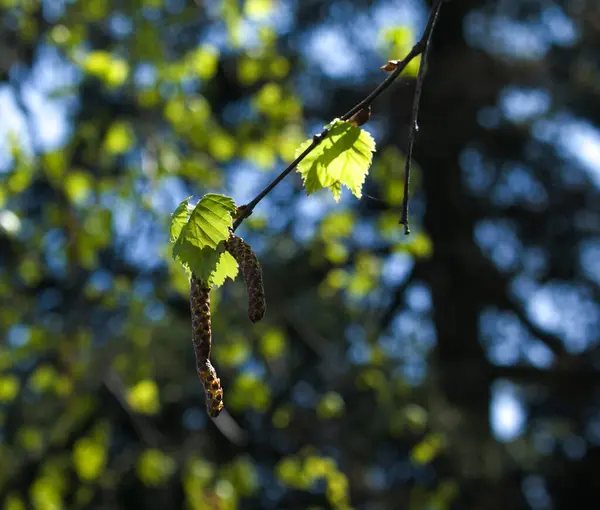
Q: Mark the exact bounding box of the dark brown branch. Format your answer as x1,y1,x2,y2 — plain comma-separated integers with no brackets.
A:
400,0,444,234
232,0,445,233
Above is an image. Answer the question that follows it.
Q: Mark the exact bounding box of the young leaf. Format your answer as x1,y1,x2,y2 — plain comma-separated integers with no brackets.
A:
179,193,236,250
171,193,238,286
170,196,192,243
295,119,376,202
172,237,197,272
188,245,223,282
212,250,239,287
174,241,239,288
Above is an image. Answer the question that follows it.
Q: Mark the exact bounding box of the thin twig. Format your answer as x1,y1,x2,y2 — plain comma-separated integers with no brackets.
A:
232,0,445,233
232,131,329,231
400,0,444,234
340,47,424,123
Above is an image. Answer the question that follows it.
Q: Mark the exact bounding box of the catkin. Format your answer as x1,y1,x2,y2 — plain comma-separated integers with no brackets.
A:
225,233,266,323
190,274,224,417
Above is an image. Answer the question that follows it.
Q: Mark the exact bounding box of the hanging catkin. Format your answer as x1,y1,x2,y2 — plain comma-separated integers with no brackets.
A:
190,274,224,417
225,233,266,323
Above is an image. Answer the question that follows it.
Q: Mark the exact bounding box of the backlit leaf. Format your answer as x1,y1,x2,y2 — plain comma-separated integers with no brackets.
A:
170,196,192,243
296,119,376,202
176,194,235,250
170,194,238,286
211,250,239,287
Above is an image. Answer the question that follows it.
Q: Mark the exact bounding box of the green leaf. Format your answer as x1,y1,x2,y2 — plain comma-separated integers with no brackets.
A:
170,194,238,286
170,196,192,242
179,193,236,250
295,119,376,202
188,244,222,282
212,250,239,287
184,244,239,288
172,237,198,275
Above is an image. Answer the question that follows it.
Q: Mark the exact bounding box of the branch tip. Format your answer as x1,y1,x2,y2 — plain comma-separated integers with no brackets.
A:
398,0,444,228
230,0,444,234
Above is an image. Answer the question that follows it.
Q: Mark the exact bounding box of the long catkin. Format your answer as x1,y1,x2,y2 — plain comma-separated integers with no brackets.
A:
225,234,266,323
190,274,224,417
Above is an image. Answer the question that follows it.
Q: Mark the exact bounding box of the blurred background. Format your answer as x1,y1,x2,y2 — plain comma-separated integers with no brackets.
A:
1,0,599,508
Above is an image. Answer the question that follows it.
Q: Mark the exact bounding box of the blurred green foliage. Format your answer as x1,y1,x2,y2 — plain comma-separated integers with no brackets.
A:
0,0,442,508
